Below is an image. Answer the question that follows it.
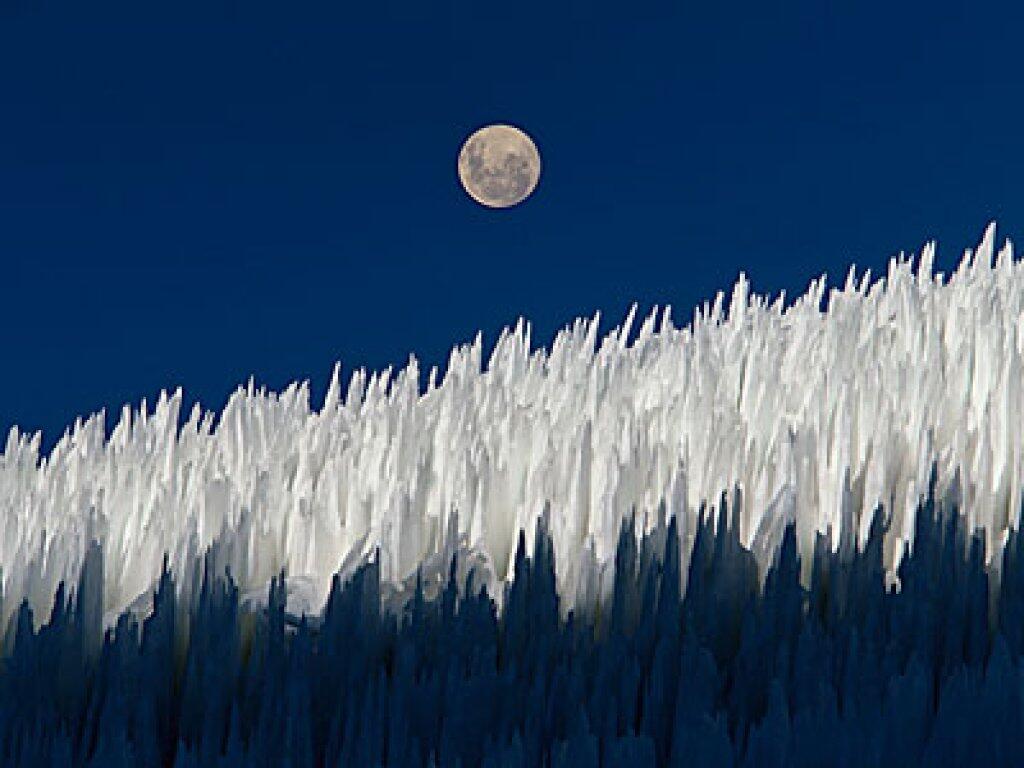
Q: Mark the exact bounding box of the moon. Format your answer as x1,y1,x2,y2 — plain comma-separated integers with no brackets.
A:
457,124,541,208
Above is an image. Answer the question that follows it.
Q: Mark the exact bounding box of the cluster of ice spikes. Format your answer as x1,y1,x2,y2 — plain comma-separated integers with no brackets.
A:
2,224,1022,626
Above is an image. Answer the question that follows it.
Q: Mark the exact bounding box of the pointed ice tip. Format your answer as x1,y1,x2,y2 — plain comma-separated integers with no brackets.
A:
323,361,343,411
660,305,673,331
977,221,997,268
619,303,639,348
916,242,936,281
4,425,18,450
844,264,857,290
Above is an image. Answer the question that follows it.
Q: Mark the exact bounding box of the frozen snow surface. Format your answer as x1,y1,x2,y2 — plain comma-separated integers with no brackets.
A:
3,223,1024,625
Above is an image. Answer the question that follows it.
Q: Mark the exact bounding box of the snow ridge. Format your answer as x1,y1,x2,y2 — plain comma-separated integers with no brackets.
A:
2,223,1021,624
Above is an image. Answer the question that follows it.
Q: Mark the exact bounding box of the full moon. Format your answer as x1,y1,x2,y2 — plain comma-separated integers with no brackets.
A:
457,124,541,208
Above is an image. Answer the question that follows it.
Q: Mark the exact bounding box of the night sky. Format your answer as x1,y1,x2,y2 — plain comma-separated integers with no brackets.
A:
2,1,1021,451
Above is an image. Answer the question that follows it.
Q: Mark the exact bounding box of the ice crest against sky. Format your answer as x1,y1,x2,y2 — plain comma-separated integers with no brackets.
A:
2,224,1022,626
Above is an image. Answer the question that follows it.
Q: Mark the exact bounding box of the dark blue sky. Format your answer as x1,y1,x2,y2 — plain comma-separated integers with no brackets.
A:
2,1,1021,450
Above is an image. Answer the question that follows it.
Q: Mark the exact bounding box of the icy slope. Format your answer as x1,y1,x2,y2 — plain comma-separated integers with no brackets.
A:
2,224,1022,625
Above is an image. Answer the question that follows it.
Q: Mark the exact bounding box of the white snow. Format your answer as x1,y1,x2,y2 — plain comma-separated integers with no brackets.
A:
2,223,1022,625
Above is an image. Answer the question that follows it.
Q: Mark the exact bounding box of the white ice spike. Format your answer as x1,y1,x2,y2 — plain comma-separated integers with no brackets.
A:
1,225,1022,625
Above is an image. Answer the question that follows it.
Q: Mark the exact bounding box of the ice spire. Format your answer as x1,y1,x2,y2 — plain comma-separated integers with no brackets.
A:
1,224,1022,624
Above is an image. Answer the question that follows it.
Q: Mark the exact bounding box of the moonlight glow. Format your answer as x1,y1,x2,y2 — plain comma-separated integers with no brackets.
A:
457,124,541,208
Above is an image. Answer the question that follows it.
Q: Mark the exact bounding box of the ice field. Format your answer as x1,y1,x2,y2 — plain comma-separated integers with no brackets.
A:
2,223,1023,626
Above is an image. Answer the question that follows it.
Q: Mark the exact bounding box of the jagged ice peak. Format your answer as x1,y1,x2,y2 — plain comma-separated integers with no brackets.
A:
1,223,1021,626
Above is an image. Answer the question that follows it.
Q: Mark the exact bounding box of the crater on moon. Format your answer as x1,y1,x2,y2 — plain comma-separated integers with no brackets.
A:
457,124,541,208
